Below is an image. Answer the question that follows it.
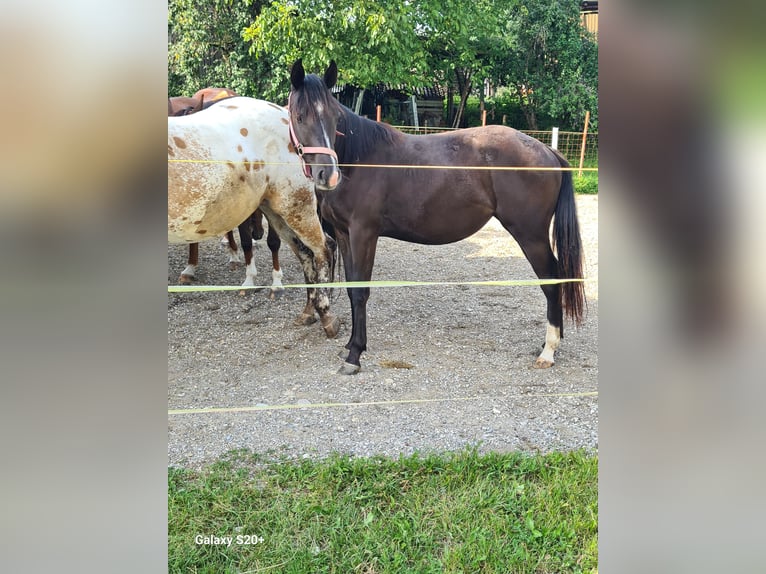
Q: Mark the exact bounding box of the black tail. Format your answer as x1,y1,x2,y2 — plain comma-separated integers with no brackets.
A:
552,150,586,326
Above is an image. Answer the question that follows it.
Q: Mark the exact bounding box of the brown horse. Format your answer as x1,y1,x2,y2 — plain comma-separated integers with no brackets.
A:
168,96,203,116
193,87,238,104
168,87,237,117
168,90,285,295
288,60,585,374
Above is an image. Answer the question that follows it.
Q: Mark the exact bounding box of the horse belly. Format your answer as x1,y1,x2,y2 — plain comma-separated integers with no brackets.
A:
383,207,491,245
168,164,263,243
382,179,494,245
168,98,302,243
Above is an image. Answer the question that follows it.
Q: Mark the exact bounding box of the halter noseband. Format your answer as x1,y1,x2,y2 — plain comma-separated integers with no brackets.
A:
286,93,339,180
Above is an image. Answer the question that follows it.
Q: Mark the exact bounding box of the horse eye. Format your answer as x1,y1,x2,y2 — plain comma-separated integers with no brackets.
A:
296,114,304,124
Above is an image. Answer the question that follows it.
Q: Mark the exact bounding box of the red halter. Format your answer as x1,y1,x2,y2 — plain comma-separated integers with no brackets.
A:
286,93,339,180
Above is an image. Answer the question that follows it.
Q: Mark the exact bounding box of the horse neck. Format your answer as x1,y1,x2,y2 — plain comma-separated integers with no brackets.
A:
337,105,401,164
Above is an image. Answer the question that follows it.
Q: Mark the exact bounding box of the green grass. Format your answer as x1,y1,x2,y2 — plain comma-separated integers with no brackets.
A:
574,173,598,195
169,448,598,573
573,158,598,195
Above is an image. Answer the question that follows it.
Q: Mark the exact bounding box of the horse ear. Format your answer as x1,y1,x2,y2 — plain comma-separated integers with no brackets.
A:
324,60,338,90
290,59,305,88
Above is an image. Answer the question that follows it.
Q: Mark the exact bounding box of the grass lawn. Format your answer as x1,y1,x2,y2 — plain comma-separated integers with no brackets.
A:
573,159,598,195
169,448,597,573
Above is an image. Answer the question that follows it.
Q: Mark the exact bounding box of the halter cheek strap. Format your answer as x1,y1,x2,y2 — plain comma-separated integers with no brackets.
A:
286,94,339,180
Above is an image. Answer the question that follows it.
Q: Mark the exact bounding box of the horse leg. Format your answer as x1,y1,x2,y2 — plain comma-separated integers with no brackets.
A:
293,234,339,338
331,230,356,359
251,209,265,240
338,228,378,375
265,218,285,300
225,230,242,268
237,219,256,287
513,233,563,368
260,207,338,337
180,243,199,284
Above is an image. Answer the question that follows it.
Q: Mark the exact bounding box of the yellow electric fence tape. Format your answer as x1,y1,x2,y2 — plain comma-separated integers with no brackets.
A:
168,158,597,172
168,277,589,293
169,391,598,415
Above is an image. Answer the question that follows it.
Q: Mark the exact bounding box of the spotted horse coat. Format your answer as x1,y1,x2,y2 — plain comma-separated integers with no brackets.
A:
168,96,339,337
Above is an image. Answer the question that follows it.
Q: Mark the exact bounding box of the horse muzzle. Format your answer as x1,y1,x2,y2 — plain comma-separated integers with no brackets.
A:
314,163,341,191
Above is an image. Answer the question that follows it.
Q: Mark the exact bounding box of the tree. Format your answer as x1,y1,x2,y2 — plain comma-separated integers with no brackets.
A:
168,0,597,130
489,0,598,130
416,0,505,127
244,0,428,101
168,0,271,97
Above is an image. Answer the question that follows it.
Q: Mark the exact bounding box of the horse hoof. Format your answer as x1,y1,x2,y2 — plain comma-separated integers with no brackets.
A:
268,287,285,301
533,357,554,369
322,316,341,339
338,362,361,375
294,312,317,326
179,274,194,284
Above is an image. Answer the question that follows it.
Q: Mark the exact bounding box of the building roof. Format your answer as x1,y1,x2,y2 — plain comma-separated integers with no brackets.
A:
332,83,445,101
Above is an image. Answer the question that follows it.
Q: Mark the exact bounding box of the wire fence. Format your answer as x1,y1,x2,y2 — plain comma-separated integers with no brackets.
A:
527,130,599,166
394,125,598,166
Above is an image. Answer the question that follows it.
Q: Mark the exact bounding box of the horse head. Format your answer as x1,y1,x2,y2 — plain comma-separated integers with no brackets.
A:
288,59,343,191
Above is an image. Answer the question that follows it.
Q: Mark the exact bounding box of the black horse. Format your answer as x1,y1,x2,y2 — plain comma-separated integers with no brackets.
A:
288,59,585,374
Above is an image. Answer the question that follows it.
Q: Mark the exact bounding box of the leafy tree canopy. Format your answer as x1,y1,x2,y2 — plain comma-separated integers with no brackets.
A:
168,0,271,97
489,0,598,129
244,0,429,101
169,0,597,129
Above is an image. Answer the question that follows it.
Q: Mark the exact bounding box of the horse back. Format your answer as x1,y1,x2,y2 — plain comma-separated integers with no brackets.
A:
193,87,238,104
329,122,564,243
168,96,203,116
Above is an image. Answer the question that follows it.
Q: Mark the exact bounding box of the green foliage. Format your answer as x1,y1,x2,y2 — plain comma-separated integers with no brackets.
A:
244,0,429,101
489,0,598,130
574,172,599,195
168,0,272,98
169,448,598,572
461,92,561,131
416,0,502,83
168,0,597,129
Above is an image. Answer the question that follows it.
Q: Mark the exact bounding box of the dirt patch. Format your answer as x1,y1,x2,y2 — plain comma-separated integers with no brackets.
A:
168,195,598,469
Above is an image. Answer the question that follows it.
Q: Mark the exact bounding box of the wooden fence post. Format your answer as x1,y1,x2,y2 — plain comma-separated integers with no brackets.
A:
551,127,559,150
578,111,590,177
481,109,487,126
376,105,381,122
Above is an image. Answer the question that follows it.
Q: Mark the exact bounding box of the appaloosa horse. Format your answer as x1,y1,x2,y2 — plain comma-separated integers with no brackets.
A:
288,60,585,374
168,96,339,336
168,90,285,295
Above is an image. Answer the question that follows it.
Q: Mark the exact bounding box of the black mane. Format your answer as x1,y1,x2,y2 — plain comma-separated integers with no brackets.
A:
294,73,402,165
336,104,402,164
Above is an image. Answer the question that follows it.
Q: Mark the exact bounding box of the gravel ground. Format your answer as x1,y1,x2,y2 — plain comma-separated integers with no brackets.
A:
168,195,598,469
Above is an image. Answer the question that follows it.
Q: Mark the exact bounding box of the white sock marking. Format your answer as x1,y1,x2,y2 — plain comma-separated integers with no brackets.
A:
537,322,561,365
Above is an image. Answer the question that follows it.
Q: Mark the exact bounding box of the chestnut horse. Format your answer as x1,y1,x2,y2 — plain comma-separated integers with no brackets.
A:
288,60,585,374
169,96,339,336
168,88,238,116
